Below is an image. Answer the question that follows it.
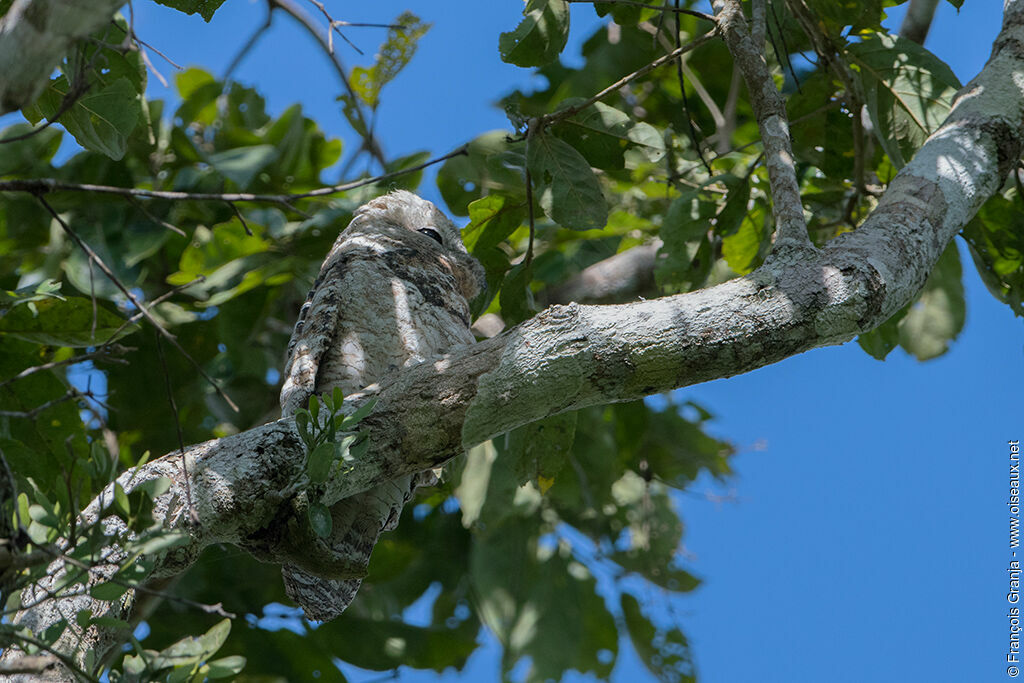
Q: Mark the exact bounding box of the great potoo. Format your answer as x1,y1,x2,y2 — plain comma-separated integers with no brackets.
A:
279,190,484,622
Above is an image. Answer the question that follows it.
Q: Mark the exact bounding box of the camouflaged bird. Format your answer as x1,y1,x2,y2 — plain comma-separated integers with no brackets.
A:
279,190,484,621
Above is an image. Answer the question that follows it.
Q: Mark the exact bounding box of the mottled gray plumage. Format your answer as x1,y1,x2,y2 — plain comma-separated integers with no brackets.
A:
280,190,484,621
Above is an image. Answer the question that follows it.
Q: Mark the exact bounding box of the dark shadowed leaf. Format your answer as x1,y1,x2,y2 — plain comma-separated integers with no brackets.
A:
527,132,607,230
499,0,570,67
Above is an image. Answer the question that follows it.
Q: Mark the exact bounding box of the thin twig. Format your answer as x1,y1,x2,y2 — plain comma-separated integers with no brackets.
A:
0,81,90,145
536,29,719,130
0,390,78,419
0,145,467,205
524,166,535,268
565,0,713,20
675,0,712,173
223,8,273,83
34,195,240,412
270,0,388,168
154,334,197,525
127,196,186,236
227,201,253,235
0,346,131,391
305,0,402,56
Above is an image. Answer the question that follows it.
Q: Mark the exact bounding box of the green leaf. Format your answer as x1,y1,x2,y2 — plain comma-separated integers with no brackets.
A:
198,619,232,657
897,242,965,360
455,441,520,529
0,296,136,347
207,145,279,189
470,520,618,680
551,100,665,170
307,442,335,484
507,412,577,488
848,32,961,168
722,203,768,274
22,76,140,160
805,0,887,34
309,502,332,538
857,307,904,360
714,174,752,238
170,223,269,283
655,193,717,292
90,581,129,601
174,68,221,125
350,12,431,108
437,132,527,214
308,394,321,423
335,397,377,431
962,191,1024,316
527,132,607,230
620,593,696,683
499,0,570,67
113,483,131,519
203,655,246,678
499,261,535,327
593,1,645,25
0,124,62,175
151,0,227,21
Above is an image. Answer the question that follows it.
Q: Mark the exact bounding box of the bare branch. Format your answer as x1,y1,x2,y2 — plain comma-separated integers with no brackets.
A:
536,29,719,130
0,145,468,205
712,0,812,253
269,0,388,168
565,0,714,21
0,345,131,391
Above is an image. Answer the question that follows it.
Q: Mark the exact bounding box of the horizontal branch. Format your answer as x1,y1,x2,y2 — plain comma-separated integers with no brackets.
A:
0,146,467,206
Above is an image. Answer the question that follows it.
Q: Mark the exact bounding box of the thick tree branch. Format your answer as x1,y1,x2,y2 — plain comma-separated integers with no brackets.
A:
900,0,940,45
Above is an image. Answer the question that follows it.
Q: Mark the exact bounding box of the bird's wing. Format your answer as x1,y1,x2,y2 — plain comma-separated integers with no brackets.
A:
280,257,346,417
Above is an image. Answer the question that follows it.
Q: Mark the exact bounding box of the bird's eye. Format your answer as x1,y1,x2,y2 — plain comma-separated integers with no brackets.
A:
418,228,444,245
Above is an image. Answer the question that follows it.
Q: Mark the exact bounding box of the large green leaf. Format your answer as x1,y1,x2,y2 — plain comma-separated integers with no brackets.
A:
848,32,961,169
963,191,1024,316
0,124,62,176
897,242,965,360
655,193,717,292
23,77,140,161
206,145,279,189
0,297,135,347
552,100,665,170
499,0,570,67
858,243,966,360
469,517,618,681
527,132,608,230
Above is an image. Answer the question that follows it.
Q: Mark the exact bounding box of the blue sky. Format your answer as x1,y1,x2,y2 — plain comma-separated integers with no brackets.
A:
5,1,1016,681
